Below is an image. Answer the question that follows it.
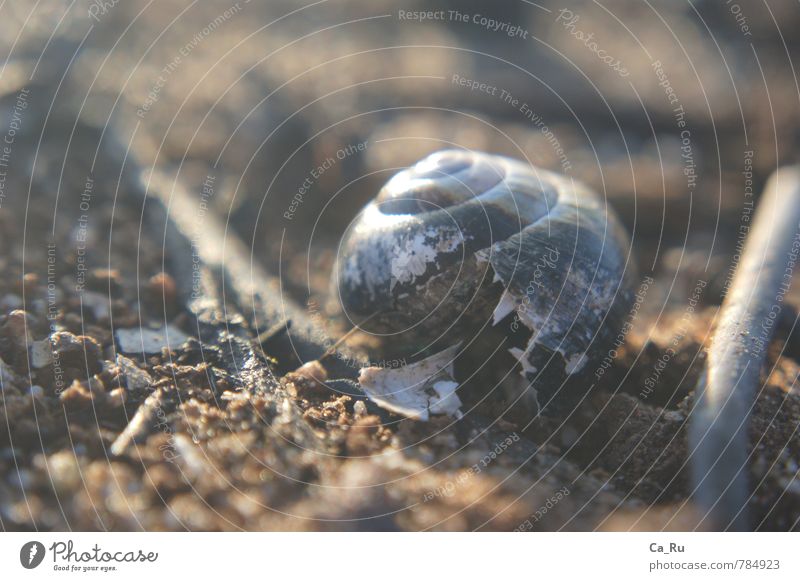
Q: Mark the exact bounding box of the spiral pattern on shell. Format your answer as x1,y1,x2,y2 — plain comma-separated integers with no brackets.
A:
334,149,635,410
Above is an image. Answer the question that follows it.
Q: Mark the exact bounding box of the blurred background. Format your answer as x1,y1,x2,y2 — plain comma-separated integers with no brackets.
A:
4,0,800,302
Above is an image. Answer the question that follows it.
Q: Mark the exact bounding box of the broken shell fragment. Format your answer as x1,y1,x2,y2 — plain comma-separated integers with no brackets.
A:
335,150,635,415
357,344,463,421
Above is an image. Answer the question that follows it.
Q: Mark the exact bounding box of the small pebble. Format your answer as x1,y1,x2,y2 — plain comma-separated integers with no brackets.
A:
353,400,367,416
116,354,153,391
81,291,111,320
115,326,190,355
107,387,127,408
147,272,178,310
86,268,123,296
29,340,53,369
293,359,328,383
0,294,23,311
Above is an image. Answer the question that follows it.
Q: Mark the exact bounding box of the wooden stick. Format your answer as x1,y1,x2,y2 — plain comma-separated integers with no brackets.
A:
690,166,800,530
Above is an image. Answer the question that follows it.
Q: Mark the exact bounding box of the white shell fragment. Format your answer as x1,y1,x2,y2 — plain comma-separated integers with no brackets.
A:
29,340,54,368
389,226,465,290
491,289,518,326
508,347,538,376
116,354,154,391
115,325,190,354
358,344,463,421
565,352,588,375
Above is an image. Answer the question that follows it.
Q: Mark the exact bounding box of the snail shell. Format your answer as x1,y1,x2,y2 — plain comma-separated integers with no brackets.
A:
334,150,635,412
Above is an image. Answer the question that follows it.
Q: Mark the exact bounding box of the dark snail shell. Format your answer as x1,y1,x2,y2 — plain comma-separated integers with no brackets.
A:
334,150,635,412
